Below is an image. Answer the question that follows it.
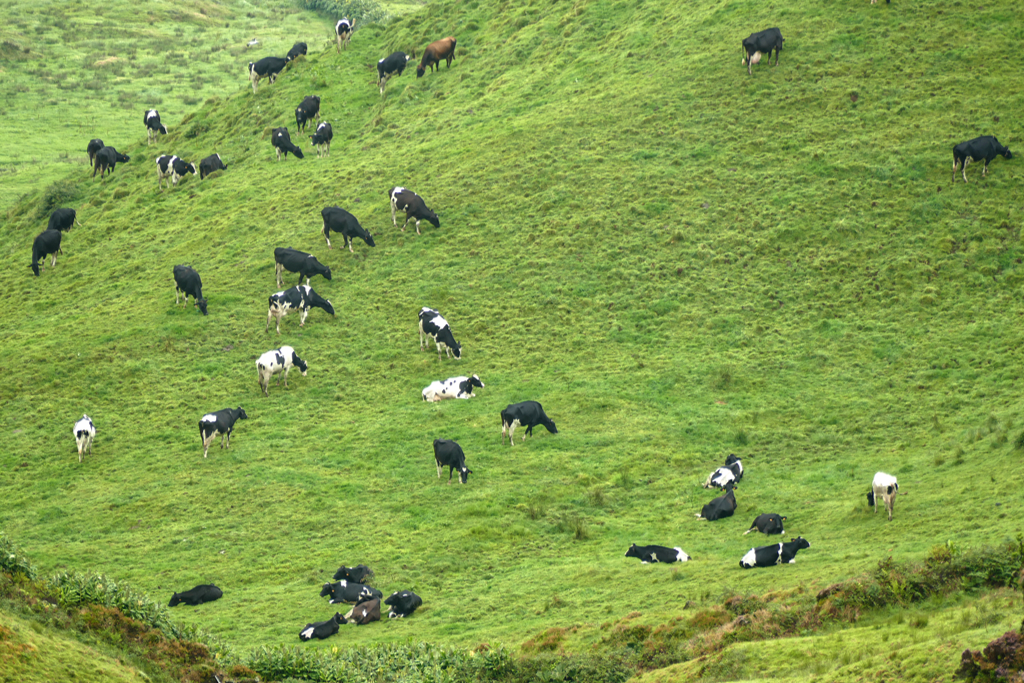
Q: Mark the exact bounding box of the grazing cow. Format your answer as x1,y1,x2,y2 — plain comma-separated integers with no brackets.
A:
199,153,227,180
377,51,411,95
198,407,248,458
155,155,197,190
48,208,82,232
173,265,208,315
321,206,375,252
248,56,289,94
704,455,743,488
870,471,902,521
500,401,558,446
335,18,354,52
144,109,168,145
320,581,383,605
266,284,335,334
92,146,130,177
86,138,104,165
433,438,472,484
389,187,440,235
332,565,374,584
696,482,737,521
744,513,786,536
347,597,380,625
416,37,457,78
274,247,332,287
418,307,462,360
271,127,305,160
73,415,95,463
740,537,810,569
295,95,321,133
256,345,308,397
952,136,1012,183
741,28,784,76
384,591,422,619
422,375,484,402
310,121,333,158
624,544,691,564
299,613,344,641
287,41,307,61
30,229,62,277
168,584,223,606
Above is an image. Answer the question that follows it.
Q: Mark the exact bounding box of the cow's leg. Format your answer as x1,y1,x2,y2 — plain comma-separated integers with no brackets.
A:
509,420,517,446
982,160,989,177
963,157,971,183
266,309,273,332
347,237,354,253
336,34,341,54
501,420,507,444
324,223,332,250
282,366,290,387
392,202,398,227
415,218,421,235
202,431,215,458
276,147,282,162
276,312,282,335
276,263,283,288
51,252,57,267
952,158,959,184
436,460,442,478
300,308,309,327
775,46,780,67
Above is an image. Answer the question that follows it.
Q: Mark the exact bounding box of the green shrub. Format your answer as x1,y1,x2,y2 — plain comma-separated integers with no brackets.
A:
0,534,36,579
295,0,392,25
39,180,81,217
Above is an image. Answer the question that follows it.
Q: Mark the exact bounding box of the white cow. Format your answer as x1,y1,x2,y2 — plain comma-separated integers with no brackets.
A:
869,472,901,521
256,346,309,397
421,375,484,402
73,415,95,463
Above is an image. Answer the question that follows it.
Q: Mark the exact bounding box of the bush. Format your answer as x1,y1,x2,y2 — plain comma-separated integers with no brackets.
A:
957,621,1024,681
39,180,81,217
0,534,36,579
295,0,392,26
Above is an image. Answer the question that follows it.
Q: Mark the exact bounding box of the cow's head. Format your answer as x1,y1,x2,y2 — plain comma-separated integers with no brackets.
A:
1003,147,1013,160
186,163,197,176
458,466,472,484
624,543,642,559
196,297,208,316
450,341,462,359
794,537,810,550
292,353,309,376
236,408,249,420
319,583,335,598
470,374,484,389
416,65,426,78
168,593,182,607
364,233,376,247
426,211,441,229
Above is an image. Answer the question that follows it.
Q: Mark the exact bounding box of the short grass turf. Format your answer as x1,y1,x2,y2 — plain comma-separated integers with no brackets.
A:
1,0,1024,668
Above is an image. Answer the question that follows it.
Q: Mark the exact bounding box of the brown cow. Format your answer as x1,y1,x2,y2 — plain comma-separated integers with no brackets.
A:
416,37,456,77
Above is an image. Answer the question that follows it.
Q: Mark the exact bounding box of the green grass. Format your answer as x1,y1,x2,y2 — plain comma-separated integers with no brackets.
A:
1,0,1024,678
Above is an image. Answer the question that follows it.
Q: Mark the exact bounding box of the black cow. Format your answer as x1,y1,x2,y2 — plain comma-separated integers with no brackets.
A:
92,146,130,177
320,581,383,605
144,109,168,145
199,153,227,180
416,37,457,78
740,537,810,568
390,187,440,235
168,584,222,607
377,51,411,95
266,284,335,334
348,596,381,625
311,121,333,158
419,307,462,360
696,482,737,521
156,155,197,190
500,401,558,446
248,56,289,94
287,42,307,61
48,208,82,232
335,18,354,52
741,28,784,75
299,613,345,641
384,591,422,619
433,438,472,484
321,206,375,252
333,565,375,584
744,513,786,536
624,544,691,564
295,95,321,133
274,247,332,287
952,136,1012,183
271,127,305,161
30,229,63,277
86,138,104,165
173,265,208,315
198,407,248,458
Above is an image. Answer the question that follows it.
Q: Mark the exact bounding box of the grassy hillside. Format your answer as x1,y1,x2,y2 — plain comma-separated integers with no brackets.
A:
2,0,1024,678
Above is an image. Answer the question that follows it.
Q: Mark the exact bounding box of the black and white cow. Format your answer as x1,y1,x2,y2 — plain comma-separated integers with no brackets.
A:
73,414,95,463
952,136,1012,183
173,265,208,315
384,591,422,619
320,581,383,605
500,401,558,446
299,613,345,641
310,121,333,158
744,513,786,536
624,544,691,564
199,153,227,180
30,229,62,277
274,247,332,287
86,139,104,165
168,584,223,606
92,146,130,177
389,187,440,235
266,285,335,334
248,56,289,94
295,95,321,133
321,206,375,252
286,41,307,61
335,18,354,52
155,155,197,190
144,109,168,145
198,407,248,458
48,208,82,232
377,51,411,95
332,565,375,583
696,482,737,521
869,471,901,521
422,375,484,402
256,345,308,397
433,438,472,484
271,127,305,160
418,307,462,360
703,454,744,489
741,28,784,75
740,537,810,569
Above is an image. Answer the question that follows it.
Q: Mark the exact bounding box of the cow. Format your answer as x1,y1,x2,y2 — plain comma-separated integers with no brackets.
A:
173,265,208,315
869,0,890,4
47,208,82,232
389,187,440,235
335,18,354,52
422,375,484,402
377,51,411,95
320,581,383,605
332,565,374,584
869,471,902,521
266,284,335,334
384,591,422,619
274,247,332,287
30,229,62,277
624,544,691,564
299,613,345,641
287,41,307,61
92,146,130,177
741,28,784,76
416,37,456,78
744,513,786,536
418,307,462,360
144,109,168,145
86,139,104,165
248,56,289,94
272,127,305,160
704,454,743,488
198,407,248,458
295,95,321,133
952,136,1012,183
433,438,472,484
168,584,223,606
740,537,810,569
347,596,380,625
155,155,197,190
256,345,308,397
199,153,227,180
310,122,333,158
696,482,737,521
73,415,95,463
321,206,375,252
500,401,558,446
